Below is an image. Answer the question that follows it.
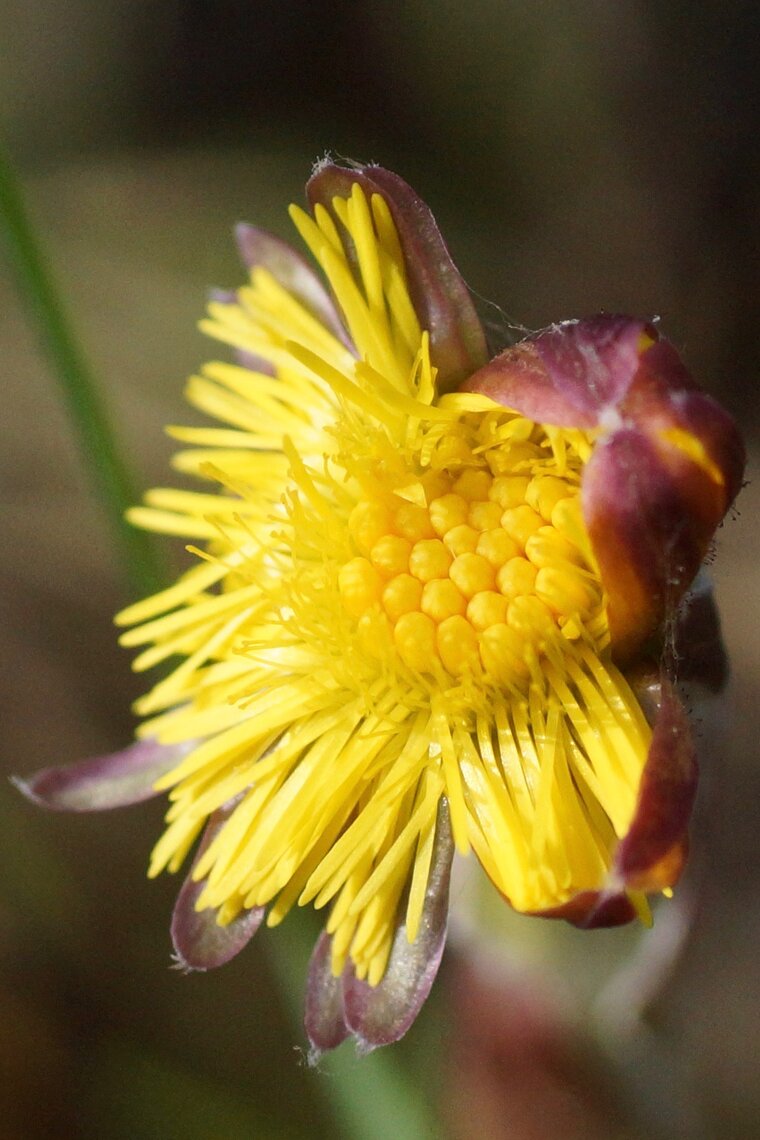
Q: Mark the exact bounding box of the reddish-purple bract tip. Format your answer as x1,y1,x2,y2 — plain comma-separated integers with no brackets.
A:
171,801,264,971
234,223,351,349
12,738,192,812
307,162,488,391
463,315,744,659
304,932,350,1061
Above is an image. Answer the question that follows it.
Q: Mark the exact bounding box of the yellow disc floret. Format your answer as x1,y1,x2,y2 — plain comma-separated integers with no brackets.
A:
337,461,603,691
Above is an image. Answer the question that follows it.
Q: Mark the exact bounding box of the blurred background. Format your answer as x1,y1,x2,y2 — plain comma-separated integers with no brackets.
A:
1,2,759,1137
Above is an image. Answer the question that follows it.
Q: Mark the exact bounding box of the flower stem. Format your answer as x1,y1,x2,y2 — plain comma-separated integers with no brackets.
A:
0,142,165,598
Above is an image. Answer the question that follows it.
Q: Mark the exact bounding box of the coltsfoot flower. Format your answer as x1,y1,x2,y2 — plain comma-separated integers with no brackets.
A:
16,162,744,1054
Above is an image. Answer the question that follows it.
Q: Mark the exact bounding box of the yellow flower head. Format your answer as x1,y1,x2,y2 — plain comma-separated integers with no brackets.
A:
18,162,744,1053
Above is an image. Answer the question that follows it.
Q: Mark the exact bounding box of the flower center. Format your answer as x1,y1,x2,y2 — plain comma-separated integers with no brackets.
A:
338,466,602,687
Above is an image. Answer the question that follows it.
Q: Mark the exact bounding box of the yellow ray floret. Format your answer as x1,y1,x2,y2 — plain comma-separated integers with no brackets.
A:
121,183,652,985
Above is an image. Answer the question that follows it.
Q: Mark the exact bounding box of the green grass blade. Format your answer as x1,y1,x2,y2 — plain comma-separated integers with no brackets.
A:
0,142,165,598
